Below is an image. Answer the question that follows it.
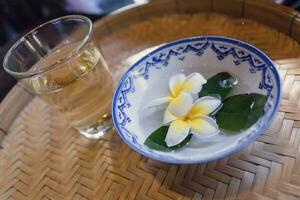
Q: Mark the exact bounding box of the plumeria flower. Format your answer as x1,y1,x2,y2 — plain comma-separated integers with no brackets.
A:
163,92,222,147
148,73,207,107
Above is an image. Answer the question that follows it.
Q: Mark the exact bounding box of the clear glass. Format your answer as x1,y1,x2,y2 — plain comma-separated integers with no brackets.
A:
3,15,114,139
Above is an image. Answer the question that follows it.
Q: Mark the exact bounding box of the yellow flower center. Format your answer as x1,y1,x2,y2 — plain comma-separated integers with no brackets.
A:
183,116,191,122
172,82,184,97
171,81,194,98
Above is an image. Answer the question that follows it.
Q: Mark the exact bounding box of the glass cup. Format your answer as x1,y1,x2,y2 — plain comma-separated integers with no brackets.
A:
3,15,114,139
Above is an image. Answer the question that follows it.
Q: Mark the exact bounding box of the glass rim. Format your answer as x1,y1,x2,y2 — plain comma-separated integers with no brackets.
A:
3,15,93,78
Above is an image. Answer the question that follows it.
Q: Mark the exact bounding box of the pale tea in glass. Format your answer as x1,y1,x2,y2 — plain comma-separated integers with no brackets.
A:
3,15,114,139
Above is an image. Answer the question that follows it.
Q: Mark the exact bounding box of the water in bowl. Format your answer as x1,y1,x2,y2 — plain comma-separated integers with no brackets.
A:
139,66,253,149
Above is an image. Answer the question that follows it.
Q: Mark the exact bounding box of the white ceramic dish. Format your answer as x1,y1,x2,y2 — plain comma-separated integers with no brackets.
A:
112,36,281,164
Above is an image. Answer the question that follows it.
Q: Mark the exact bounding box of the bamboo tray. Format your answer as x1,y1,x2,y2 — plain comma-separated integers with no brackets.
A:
1,0,300,199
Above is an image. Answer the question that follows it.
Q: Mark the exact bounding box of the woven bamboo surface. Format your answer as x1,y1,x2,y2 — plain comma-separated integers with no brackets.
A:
2,1,300,199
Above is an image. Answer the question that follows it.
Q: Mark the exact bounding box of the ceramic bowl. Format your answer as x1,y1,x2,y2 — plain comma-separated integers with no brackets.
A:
112,36,281,164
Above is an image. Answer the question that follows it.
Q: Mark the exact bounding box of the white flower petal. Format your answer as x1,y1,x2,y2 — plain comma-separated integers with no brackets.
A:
190,116,220,136
183,73,207,94
188,96,222,118
186,72,207,84
168,92,193,117
163,109,178,124
169,74,186,97
165,120,190,147
147,97,172,108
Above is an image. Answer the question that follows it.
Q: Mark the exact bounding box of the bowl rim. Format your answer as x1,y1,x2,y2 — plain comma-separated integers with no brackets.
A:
111,36,282,164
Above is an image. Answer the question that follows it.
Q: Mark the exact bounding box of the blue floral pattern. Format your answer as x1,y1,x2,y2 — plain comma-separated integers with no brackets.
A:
211,42,273,95
116,75,135,138
135,41,210,79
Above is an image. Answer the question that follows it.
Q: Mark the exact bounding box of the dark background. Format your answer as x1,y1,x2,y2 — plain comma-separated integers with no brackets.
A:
0,0,138,47
0,0,299,101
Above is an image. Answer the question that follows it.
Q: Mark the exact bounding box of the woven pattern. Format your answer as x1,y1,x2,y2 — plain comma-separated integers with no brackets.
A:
1,13,300,199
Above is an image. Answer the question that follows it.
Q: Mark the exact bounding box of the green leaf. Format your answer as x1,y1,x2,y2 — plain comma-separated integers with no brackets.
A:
144,126,192,152
199,72,235,100
215,93,267,132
